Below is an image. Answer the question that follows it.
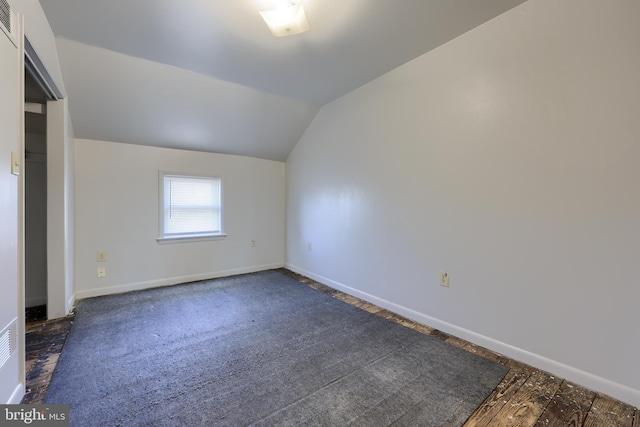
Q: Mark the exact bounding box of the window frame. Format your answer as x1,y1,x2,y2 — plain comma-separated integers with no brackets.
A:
156,171,227,244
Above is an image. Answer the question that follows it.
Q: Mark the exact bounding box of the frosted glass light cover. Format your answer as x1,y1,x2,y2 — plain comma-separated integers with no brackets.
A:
260,2,309,37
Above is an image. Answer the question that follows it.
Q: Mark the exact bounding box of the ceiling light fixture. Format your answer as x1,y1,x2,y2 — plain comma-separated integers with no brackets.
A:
260,1,309,37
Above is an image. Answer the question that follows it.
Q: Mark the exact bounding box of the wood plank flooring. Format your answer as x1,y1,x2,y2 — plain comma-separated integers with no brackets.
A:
22,310,74,404
22,269,638,426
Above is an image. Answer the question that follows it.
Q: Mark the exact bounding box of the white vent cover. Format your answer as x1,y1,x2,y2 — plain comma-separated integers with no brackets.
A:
0,0,10,33
0,0,17,44
0,320,17,371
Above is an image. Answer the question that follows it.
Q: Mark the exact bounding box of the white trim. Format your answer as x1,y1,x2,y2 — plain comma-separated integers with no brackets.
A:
66,292,75,314
24,102,45,114
286,263,640,408
7,383,24,405
156,233,227,244
75,263,285,300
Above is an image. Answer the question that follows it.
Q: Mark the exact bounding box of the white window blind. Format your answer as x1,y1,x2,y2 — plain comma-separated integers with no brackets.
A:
161,174,221,238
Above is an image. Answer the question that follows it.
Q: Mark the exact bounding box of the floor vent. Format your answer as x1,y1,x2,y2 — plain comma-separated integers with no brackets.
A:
0,320,17,371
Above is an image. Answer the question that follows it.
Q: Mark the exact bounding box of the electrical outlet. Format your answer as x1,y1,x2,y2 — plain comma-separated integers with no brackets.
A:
97,267,106,278
439,271,450,287
251,240,257,247
97,250,107,262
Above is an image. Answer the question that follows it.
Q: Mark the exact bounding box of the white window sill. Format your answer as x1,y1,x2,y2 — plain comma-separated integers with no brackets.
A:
156,233,228,244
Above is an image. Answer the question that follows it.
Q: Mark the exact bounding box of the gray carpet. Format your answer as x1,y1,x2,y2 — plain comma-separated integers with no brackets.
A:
45,270,508,426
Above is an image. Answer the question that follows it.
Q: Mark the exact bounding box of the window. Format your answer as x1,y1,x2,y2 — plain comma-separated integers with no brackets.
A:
157,172,226,244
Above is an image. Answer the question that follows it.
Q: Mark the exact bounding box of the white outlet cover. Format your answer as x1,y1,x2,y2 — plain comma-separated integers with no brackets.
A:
439,271,450,287
97,250,107,262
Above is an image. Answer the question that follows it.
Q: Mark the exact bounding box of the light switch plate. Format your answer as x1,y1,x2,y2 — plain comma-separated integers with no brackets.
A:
10,151,19,176
97,250,107,262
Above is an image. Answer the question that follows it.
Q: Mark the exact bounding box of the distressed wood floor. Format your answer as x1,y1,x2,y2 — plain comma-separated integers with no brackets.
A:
23,270,638,426
22,309,74,404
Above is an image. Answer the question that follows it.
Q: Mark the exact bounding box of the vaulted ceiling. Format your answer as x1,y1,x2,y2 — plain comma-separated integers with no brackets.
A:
39,0,527,161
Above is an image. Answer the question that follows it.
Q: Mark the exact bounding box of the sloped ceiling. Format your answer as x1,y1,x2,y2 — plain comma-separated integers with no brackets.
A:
40,0,527,161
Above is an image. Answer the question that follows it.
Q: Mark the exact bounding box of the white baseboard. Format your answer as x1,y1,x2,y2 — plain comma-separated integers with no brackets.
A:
7,383,24,405
75,263,285,300
286,263,640,408
66,293,76,314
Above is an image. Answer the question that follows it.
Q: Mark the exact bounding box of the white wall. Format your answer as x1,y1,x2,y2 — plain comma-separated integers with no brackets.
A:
0,3,23,403
75,139,285,299
286,0,640,406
